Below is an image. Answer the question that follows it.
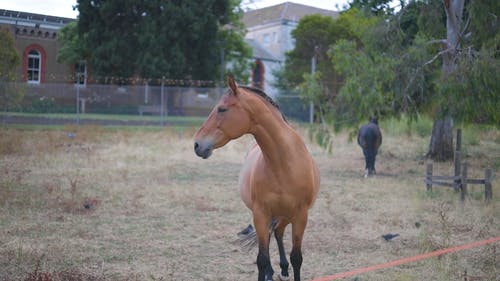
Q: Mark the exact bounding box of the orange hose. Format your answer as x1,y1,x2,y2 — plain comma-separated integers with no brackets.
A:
311,236,500,281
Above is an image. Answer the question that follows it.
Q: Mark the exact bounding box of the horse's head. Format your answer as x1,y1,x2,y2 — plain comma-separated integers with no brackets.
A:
194,76,252,159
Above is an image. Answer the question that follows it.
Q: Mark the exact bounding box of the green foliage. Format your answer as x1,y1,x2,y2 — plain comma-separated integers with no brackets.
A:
278,14,343,88
0,28,23,110
0,28,19,79
299,72,331,122
436,48,500,125
308,124,333,153
380,115,433,137
327,4,445,131
29,96,59,113
467,0,500,50
412,0,446,40
74,0,250,81
57,21,88,64
329,38,395,128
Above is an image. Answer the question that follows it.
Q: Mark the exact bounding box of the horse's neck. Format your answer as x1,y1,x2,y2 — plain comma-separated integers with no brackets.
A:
249,106,304,168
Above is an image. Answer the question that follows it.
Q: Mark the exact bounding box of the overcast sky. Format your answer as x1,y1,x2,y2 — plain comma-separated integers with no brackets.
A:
0,0,350,19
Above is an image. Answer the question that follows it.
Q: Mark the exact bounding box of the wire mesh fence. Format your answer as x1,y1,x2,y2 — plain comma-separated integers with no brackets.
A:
0,81,311,126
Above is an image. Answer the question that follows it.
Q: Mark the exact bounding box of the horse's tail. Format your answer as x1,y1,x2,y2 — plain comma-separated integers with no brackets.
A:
237,219,278,251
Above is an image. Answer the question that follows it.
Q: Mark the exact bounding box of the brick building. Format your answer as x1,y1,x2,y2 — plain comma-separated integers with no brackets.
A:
0,9,78,85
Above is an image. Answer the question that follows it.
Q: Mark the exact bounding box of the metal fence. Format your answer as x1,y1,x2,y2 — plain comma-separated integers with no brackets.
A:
0,82,311,126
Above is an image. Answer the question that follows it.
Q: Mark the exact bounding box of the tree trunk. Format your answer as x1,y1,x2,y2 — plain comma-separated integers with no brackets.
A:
428,116,454,161
442,0,465,74
427,0,464,161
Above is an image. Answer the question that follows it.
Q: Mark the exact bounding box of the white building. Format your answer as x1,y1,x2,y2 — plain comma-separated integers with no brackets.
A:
242,2,338,98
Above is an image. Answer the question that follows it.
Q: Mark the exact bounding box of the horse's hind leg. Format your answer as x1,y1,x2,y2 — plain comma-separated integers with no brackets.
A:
363,148,370,177
274,219,290,281
369,149,377,175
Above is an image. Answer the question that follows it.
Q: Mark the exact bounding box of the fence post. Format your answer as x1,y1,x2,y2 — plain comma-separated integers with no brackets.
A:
426,162,433,192
460,162,468,202
456,129,462,152
454,150,462,191
484,168,492,203
76,73,80,125
454,129,462,192
160,77,165,127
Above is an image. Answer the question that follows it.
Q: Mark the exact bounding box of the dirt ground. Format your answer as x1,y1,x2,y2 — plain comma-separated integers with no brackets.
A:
0,124,498,281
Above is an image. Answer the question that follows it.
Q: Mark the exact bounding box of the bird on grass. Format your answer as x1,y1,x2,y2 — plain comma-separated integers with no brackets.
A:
382,233,399,241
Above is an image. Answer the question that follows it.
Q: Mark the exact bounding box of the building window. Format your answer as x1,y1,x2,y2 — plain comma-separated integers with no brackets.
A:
74,60,87,86
27,50,41,84
263,33,270,45
23,44,46,84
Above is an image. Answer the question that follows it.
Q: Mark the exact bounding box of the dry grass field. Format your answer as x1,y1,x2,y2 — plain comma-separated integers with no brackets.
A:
0,122,498,281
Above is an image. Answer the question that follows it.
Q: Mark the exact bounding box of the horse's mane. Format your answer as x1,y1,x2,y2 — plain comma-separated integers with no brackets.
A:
238,86,287,122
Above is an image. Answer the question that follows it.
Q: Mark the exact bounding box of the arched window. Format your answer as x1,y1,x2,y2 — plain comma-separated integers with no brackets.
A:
27,50,41,84
23,44,46,84
252,60,265,90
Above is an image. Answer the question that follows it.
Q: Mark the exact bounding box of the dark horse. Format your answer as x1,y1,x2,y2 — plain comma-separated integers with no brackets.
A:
357,117,382,177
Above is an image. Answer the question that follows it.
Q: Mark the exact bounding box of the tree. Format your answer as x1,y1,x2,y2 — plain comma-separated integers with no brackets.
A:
326,0,497,161
0,28,22,110
75,0,250,81
432,0,500,125
276,13,353,122
326,8,428,130
213,0,253,83
57,21,89,65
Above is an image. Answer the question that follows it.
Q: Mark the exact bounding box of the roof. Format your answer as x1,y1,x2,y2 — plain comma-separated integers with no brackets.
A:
0,9,74,29
243,2,338,28
245,39,280,62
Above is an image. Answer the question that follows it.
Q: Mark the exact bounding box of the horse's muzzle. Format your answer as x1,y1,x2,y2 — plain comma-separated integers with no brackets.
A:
194,140,213,159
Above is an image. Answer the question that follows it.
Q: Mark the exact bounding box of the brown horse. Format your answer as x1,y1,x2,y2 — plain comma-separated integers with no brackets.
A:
194,76,320,281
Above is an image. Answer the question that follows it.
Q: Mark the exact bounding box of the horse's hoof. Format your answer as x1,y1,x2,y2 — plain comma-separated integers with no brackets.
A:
278,273,290,281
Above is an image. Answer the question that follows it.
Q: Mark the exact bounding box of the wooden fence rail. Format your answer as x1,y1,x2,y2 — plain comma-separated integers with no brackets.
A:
425,129,494,202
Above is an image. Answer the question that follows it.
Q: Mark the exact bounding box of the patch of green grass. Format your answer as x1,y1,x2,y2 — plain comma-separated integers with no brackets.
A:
379,115,433,137
0,111,205,126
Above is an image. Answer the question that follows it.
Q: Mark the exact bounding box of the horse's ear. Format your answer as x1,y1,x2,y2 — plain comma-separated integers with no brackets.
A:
227,75,238,96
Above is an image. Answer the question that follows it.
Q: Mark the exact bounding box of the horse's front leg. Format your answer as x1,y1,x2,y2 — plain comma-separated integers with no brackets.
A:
290,210,308,281
254,211,273,281
274,219,290,281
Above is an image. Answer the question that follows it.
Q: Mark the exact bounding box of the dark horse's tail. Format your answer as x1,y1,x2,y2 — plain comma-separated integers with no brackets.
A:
237,219,278,251
358,117,382,176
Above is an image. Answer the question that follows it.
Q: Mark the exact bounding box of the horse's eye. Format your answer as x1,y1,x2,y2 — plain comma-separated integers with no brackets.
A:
217,107,228,113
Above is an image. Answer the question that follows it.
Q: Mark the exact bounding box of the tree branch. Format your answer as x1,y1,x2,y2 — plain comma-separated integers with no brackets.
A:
424,48,452,66
427,39,448,47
